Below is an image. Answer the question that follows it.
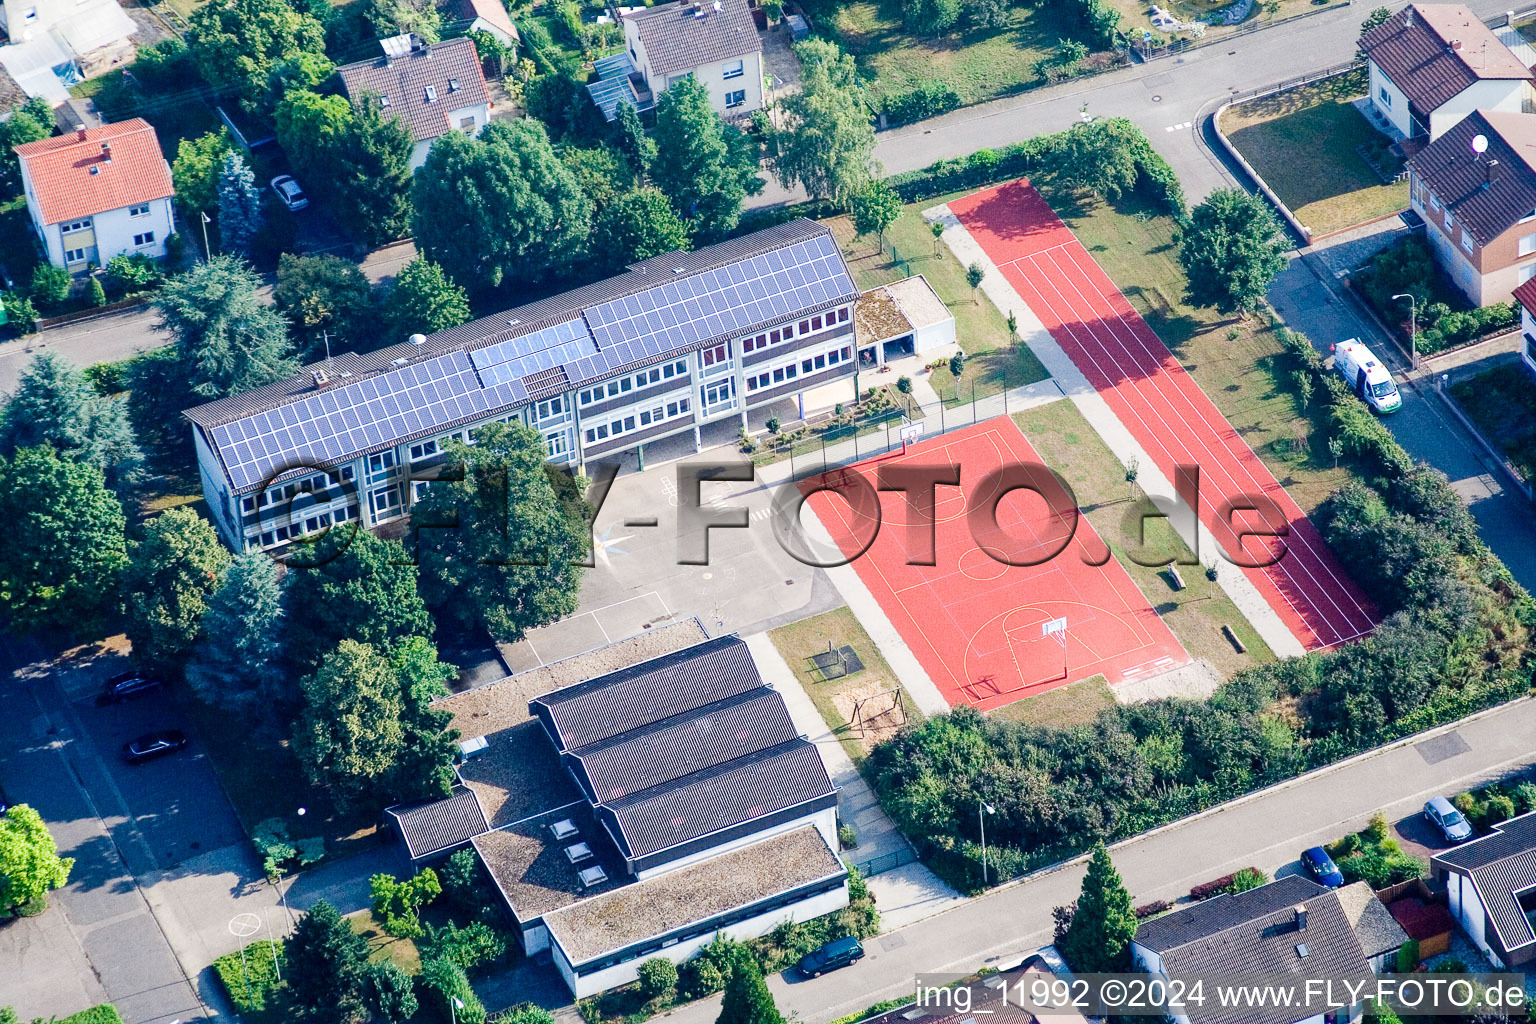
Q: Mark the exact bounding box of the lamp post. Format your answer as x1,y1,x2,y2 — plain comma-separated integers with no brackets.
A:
979,801,995,885
1391,292,1418,369
200,210,211,262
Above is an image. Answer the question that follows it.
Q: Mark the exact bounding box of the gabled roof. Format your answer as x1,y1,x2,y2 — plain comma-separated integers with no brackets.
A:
1361,4,1533,119
13,119,172,226
1136,875,1328,950
1407,109,1536,245
1334,881,1410,959
625,0,761,79
1433,810,1536,953
1513,271,1536,313
386,785,489,859
337,36,490,145
440,0,518,42
530,635,763,751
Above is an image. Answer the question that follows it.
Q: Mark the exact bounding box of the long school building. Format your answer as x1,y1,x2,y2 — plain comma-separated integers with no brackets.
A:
184,220,862,552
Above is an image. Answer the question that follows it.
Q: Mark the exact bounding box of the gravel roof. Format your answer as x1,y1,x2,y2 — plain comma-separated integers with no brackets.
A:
885,275,951,332
544,824,842,963
1334,881,1410,960
473,802,626,921
854,287,913,348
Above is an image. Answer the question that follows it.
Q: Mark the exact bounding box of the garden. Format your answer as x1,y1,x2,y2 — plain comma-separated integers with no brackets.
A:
1352,236,1519,357
1219,69,1410,238
1448,362,1536,481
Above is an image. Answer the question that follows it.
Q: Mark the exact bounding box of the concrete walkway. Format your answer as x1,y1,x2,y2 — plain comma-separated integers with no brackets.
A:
924,203,1308,659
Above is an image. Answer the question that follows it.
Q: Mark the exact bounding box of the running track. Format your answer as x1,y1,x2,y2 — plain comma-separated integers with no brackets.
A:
949,181,1377,650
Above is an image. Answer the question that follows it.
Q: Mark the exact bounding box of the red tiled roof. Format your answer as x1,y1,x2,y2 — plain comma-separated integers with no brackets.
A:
13,119,173,227
1513,273,1536,313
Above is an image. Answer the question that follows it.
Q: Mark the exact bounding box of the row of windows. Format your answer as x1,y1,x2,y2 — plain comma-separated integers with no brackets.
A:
740,307,851,355
579,361,689,406
745,345,852,392
251,503,356,548
701,378,735,408
240,466,356,515
536,396,566,421
584,397,692,444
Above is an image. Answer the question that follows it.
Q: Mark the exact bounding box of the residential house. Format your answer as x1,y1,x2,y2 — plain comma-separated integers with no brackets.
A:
384,627,847,998
182,219,865,553
438,0,517,48
621,0,762,117
1406,109,1536,305
1507,273,1536,373
13,118,174,270
337,33,490,171
1432,809,1536,968
0,0,134,95
1360,4,1534,143
1131,874,1402,1024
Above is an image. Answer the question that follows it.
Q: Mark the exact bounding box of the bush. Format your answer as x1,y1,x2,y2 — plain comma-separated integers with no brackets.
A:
1226,867,1268,893
104,253,163,296
838,822,858,848
87,277,107,307
56,1008,124,1024
213,940,284,1013
440,847,502,922
1134,899,1170,919
30,263,71,308
1483,793,1518,826
421,920,507,975
420,958,486,1024
896,375,913,394
885,80,963,127
3,293,38,334
1190,873,1237,900
679,934,746,999
1512,781,1536,814
637,956,679,1000
1396,938,1420,973
949,351,966,378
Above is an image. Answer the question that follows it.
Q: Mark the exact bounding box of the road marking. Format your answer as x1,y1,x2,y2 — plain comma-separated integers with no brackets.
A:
1164,121,1192,132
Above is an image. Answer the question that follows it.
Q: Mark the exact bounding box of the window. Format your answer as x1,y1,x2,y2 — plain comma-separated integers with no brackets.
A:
723,59,744,79
1428,192,1441,212
128,204,150,218
241,496,257,515
379,94,391,107
409,439,438,462
370,485,401,517
1462,229,1474,253
449,77,461,92
536,397,564,419
702,379,734,407
1444,208,1455,232
811,315,823,331
1521,264,1536,285
798,320,810,335
64,247,87,264
133,231,155,247
61,218,92,233
701,343,728,366
424,85,438,103
548,430,568,456
411,480,432,501
1520,233,1536,257
1378,86,1392,108
837,307,849,323
459,116,476,132
368,450,397,476
725,89,746,108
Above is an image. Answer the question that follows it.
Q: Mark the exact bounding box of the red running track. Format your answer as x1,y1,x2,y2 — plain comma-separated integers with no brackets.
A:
807,419,1189,711
949,180,1377,650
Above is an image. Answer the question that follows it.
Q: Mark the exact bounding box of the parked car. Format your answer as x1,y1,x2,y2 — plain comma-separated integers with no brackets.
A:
0,781,10,816
98,671,163,704
1424,796,1474,843
797,936,864,977
1301,846,1345,888
122,730,188,765
270,175,309,211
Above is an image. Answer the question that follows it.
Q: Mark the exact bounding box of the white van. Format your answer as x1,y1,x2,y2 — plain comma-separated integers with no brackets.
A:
1332,338,1401,414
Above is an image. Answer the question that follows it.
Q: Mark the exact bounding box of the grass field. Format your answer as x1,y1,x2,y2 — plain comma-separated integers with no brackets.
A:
1013,401,1275,676
348,909,423,974
827,206,1049,403
988,673,1115,727
1221,72,1408,237
768,606,925,766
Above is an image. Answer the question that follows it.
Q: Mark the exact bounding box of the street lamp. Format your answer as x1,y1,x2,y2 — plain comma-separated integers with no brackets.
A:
979,801,995,885
1391,292,1419,369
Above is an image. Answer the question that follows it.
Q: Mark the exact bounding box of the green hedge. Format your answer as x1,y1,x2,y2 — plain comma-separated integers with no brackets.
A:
213,939,284,1014
885,80,963,127
58,1007,124,1024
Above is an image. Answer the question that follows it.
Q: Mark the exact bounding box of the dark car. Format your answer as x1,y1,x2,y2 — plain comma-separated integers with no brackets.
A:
1424,796,1474,843
1301,846,1345,888
122,730,188,765
797,936,864,978
98,670,163,704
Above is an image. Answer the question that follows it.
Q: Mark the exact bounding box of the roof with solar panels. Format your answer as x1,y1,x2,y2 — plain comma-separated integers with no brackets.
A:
184,219,857,494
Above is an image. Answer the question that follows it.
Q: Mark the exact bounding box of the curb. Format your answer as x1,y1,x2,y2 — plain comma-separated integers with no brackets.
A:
1432,383,1535,504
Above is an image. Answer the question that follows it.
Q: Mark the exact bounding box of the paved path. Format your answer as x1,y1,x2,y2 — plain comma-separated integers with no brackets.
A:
653,697,1536,1024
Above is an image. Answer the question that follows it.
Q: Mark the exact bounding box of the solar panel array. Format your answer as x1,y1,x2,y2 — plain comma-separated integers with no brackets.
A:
571,235,854,385
470,318,595,388
211,352,517,491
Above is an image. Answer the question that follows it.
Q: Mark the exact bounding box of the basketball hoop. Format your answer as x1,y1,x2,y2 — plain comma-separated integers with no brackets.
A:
899,422,925,453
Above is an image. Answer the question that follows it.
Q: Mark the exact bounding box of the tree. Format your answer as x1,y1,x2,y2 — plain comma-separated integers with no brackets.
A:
771,40,877,207
276,91,414,245
650,76,762,241
0,446,127,634
387,635,460,804
612,100,654,177
1357,6,1391,61
0,805,74,912
850,180,901,254
0,97,52,194
420,958,486,1024
285,900,370,1024
186,551,288,724
366,0,440,41
592,188,690,273
563,144,638,209
363,962,418,1023
217,151,263,257
369,867,442,938
716,948,782,1024
1051,119,1140,202
412,119,592,291
638,956,679,1000
963,0,1007,29
283,530,432,672
901,0,960,35
414,421,589,643
949,350,966,378
293,640,406,809
30,263,71,308
186,0,328,113
1179,188,1288,316
275,253,375,361
123,507,230,673
266,50,336,110
383,256,472,337
966,261,984,302
0,351,142,488
1060,842,1136,973
171,129,236,217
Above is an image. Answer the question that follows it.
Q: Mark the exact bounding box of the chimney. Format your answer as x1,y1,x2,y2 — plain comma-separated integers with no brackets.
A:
1404,7,1412,27
312,369,331,388
1293,905,1308,932
1451,38,1463,51
74,125,86,142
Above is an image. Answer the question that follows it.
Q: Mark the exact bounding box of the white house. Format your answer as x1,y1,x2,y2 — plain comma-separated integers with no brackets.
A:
337,34,490,171
1360,4,1534,142
622,0,763,117
13,118,175,270
438,0,518,48
1433,810,1536,969
1513,274,1536,374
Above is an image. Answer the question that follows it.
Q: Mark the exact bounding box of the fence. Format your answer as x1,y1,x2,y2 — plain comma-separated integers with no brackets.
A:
851,845,918,878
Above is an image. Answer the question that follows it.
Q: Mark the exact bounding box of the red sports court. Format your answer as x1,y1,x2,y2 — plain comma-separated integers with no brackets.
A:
805,418,1188,711
949,180,1376,650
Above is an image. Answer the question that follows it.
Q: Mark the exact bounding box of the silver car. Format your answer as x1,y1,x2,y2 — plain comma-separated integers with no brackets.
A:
1424,796,1474,843
270,175,309,211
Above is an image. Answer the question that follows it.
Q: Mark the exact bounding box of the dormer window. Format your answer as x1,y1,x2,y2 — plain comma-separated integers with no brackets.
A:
424,85,437,102
448,77,460,92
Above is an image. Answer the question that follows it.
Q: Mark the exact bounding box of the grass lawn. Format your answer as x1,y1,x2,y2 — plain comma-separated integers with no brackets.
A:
826,206,1049,403
348,909,423,974
1013,401,1275,676
988,674,1115,727
1449,362,1536,479
768,606,925,767
1220,70,1409,237
822,0,1075,106
1052,186,1359,517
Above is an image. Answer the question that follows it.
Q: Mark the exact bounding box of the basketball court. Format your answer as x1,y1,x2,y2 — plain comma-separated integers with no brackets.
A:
805,418,1188,711
948,180,1378,650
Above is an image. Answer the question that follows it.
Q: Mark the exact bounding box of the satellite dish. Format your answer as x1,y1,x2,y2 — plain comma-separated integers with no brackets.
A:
1472,134,1489,154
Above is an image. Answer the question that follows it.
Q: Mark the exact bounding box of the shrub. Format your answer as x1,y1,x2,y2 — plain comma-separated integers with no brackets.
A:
896,375,913,394
679,934,746,999
1396,938,1420,973
87,277,107,307
440,846,501,922
1134,899,1170,919
213,940,284,1013
420,958,486,1024
370,868,442,938
1190,874,1236,900
766,417,781,434
56,1008,124,1024
3,293,38,334
104,253,163,295
421,920,507,975
30,263,71,308
885,80,963,127
1512,781,1536,814
1483,793,1517,826
949,351,966,378
637,956,679,1000
1365,812,1391,844
1226,867,1268,893
839,823,858,848
1433,956,1468,974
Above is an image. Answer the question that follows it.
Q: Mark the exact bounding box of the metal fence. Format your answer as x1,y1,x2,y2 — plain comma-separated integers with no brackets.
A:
851,845,919,878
